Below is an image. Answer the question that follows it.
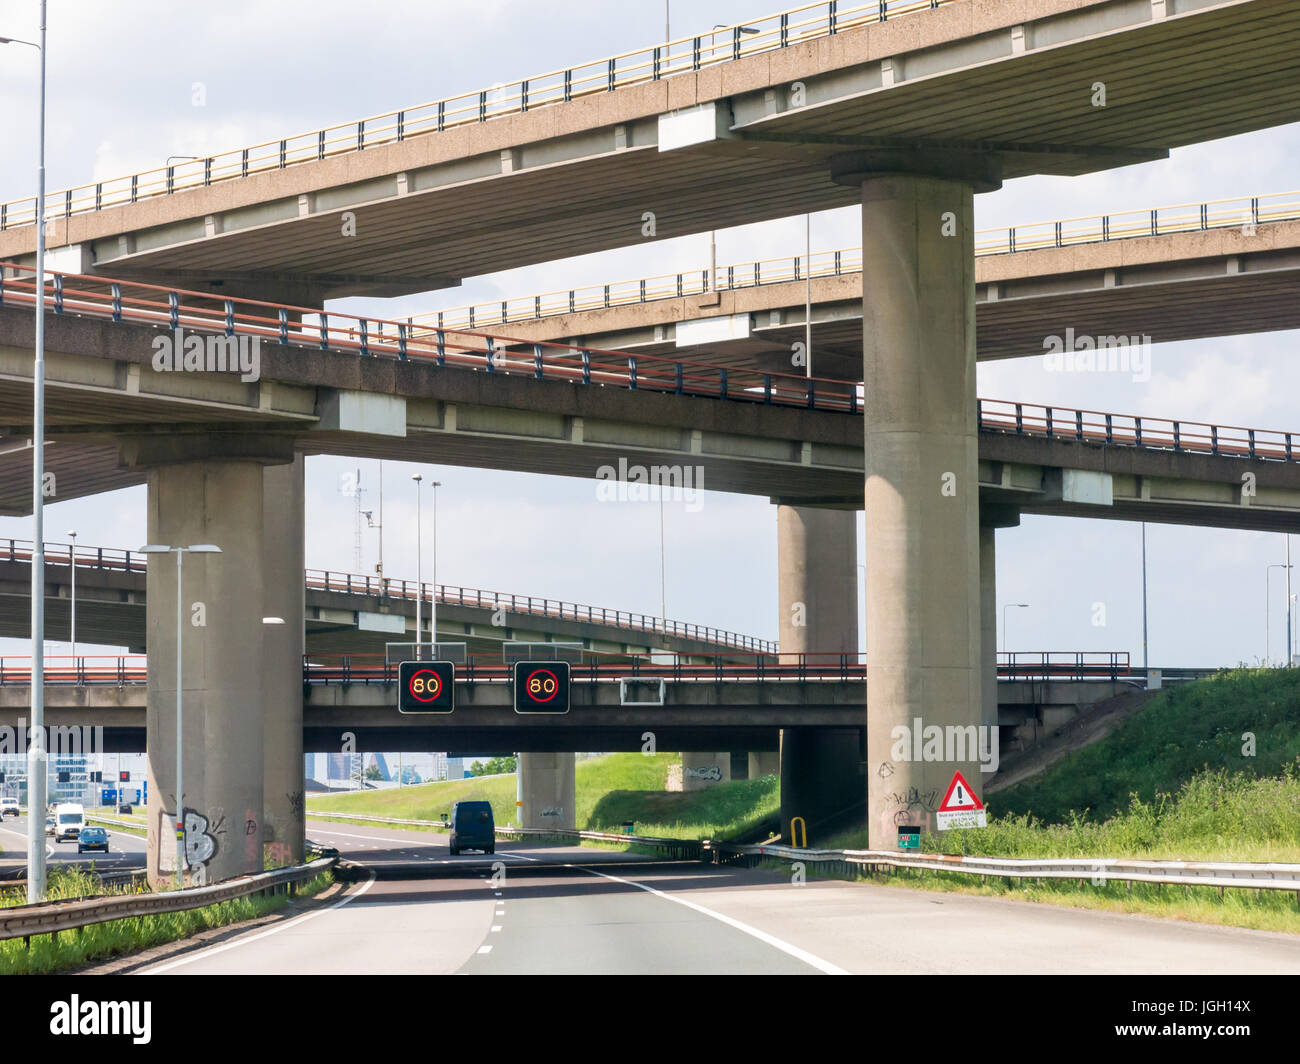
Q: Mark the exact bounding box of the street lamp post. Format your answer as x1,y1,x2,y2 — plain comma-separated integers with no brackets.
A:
1266,563,1292,666
411,473,422,651
1002,603,1030,657
3,2,49,902
66,530,77,663
139,544,222,888
430,480,441,650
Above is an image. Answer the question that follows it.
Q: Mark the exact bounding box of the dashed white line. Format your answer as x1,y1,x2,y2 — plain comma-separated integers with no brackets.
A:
490,925,502,932
477,945,493,954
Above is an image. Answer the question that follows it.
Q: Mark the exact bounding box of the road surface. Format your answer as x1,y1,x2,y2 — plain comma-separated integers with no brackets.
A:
135,818,1300,975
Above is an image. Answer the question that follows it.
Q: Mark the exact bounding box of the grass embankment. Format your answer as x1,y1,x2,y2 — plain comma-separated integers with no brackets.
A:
815,669,1300,931
307,753,779,840
0,864,333,975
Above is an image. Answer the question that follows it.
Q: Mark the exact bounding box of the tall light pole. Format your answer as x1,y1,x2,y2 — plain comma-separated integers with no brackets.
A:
411,473,422,651
1002,603,1029,655
658,492,667,635
1287,534,1293,667
1266,562,1292,666
66,529,77,663
703,25,759,292
1141,523,1149,670
139,543,222,888
3,3,49,902
804,213,813,379
430,479,441,651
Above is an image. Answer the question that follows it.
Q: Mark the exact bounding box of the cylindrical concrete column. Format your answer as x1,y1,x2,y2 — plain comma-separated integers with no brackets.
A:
747,751,779,778
518,752,575,829
858,169,987,849
262,456,305,865
980,524,998,736
777,505,861,842
144,460,269,886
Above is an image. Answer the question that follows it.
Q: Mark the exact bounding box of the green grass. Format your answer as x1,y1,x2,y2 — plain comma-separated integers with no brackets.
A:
995,668,1300,825
807,670,1300,930
0,864,333,975
306,753,780,840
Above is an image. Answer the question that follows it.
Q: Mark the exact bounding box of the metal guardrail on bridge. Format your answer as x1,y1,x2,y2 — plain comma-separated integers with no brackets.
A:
3,265,1298,462
0,0,958,230
0,537,777,654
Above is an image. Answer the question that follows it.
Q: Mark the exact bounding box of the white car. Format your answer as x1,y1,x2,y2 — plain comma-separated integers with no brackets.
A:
0,798,19,818
53,803,86,843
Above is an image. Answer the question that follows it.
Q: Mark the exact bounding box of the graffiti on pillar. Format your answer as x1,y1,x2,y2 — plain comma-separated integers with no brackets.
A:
541,806,564,818
286,790,305,818
884,787,940,813
245,809,260,868
684,765,722,782
183,809,219,871
876,760,895,780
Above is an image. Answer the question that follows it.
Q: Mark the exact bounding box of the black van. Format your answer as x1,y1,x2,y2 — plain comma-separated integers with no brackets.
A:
449,801,495,855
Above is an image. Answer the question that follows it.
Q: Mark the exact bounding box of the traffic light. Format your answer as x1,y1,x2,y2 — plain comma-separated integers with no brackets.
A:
0,773,5,783
57,771,70,783
90,771,102,783
119,771,130,782
398,661,455,713
513,661,571,714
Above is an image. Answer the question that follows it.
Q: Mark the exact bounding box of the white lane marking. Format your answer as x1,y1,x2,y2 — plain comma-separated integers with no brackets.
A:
579,867,848,976
490,925,502,932
477,945,492,954
140,871,377,974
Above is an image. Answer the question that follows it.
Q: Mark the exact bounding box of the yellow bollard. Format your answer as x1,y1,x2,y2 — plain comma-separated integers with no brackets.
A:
790,816,807,848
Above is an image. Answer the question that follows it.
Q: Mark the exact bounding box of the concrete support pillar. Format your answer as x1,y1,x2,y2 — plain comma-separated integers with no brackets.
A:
142,459,272,886
777,504,862,842
518,752,575,829
748,751,779,778
262,456,305,866
980,524,998,735
838,150,1001,850
681,751,731,790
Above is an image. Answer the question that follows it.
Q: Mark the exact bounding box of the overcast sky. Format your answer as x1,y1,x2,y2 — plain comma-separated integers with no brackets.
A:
0,0,1297,670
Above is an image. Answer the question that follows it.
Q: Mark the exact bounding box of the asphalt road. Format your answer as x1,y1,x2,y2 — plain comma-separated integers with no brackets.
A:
136,819,1300,976
0,814,145,877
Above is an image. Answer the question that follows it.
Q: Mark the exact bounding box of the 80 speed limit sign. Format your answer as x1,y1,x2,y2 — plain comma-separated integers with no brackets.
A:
513,661,571,714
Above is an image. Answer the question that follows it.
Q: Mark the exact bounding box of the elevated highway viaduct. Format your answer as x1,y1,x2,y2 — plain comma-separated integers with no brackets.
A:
421,193,1300,379
2,0,1298,876
0,271,1297,868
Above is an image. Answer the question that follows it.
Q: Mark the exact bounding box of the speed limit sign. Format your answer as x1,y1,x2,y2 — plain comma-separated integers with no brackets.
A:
398,661,455,713
513,661,571,714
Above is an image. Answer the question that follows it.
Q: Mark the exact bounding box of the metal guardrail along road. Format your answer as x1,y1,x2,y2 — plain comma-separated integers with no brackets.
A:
714,842,1300,895
0,857,335,943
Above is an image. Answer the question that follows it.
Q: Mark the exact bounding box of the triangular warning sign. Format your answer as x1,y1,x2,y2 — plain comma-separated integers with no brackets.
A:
938,770,984,812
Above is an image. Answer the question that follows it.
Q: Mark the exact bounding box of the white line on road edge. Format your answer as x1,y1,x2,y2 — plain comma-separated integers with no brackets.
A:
477,945,493,954
140,870,377,975
579,866,849,975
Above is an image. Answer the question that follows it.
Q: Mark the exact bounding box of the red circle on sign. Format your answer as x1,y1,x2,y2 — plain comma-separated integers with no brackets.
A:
409,669,442,702
525,668,560,703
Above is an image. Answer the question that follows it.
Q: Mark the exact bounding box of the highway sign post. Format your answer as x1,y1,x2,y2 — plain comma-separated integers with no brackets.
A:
398,660,455,713
513,661,571,714
936,770,986,830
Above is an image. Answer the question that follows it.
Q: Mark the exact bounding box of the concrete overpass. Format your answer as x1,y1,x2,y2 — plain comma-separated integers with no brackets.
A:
0,1,1296,300
0,651,1149,754
0,539,775,656
1,279,1298,531
414,190,1300,376
3,0,1297,877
